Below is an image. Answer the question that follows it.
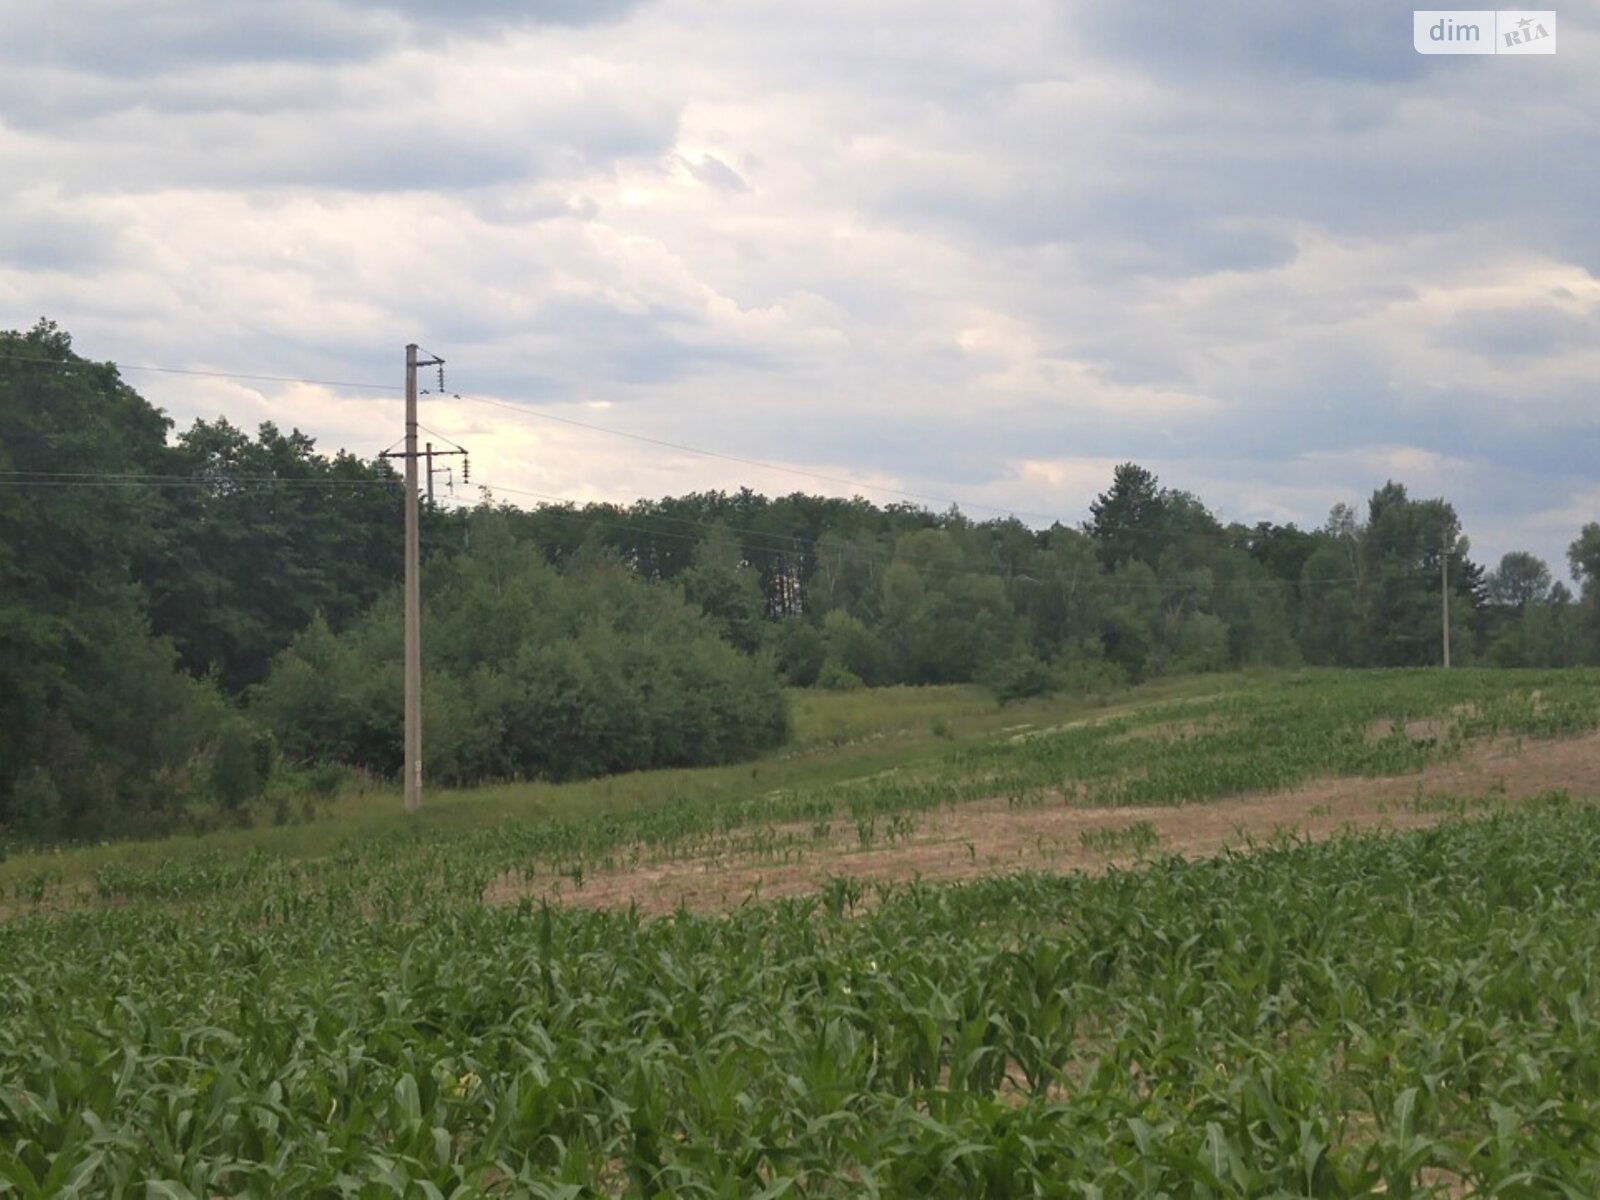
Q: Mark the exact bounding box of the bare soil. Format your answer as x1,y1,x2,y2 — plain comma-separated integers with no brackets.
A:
489,731,1600,916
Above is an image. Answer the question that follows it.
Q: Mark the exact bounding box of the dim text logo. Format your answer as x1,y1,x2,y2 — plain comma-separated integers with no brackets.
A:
1414,10,1556,53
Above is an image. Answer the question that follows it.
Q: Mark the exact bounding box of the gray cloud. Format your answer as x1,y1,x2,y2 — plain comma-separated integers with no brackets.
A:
0,205,124,273
680,154,749,193
1079,0,1433,83
344,0,654,26
1440,305,1600,359
0,59,681,193
0,0,1595,580
5,1,394,75
3,0,656,80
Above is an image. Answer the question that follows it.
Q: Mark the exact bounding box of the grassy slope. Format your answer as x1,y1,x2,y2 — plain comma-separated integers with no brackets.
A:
3,668,1596,907
0,676,1221,894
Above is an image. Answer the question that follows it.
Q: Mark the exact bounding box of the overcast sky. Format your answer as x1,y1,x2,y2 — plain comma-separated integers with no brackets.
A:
3,0,1597,576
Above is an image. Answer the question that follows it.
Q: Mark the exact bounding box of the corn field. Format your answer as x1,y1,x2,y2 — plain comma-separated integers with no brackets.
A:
2,796,1599,1195
3,669,1599,1196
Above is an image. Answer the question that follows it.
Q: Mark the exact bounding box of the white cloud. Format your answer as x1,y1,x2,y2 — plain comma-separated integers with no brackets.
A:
0,0,1596,583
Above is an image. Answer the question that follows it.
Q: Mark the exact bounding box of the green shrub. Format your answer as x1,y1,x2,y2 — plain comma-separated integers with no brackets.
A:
10,768,62,843
816,661,865,691
253,517,790,785
985,654,1063,705
211,720,268,811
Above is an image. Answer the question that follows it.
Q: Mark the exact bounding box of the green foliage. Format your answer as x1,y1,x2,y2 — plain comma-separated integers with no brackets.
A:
147,417,409,692
1488,550,1552,609
27,668,1581,917
1079,819,1159,853
1486,591,1583,667
0,323,399,840
984,653,1062,705
255,513,790,784
1571,523,1600,661
785,683,995,747
1088,460,1167,570
0,322,207,837
950,668,1600,811
1100,601,1156,680
772,619,826,686
819,609,883,684
9,769,62,843
250,613,402,772
679,523,769,654
815,661,865,691
1569,522,1600,587
5,320,1599,845
1057,638,1128,694
499,459,1590,692
211,719,270,812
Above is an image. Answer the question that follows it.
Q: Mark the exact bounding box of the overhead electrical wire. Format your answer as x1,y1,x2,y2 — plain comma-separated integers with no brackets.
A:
0,351,402,392
2,350,1476,564
445,389,1020,516
0,463,1470,598
0,465,1368,593
6,350,1049,518
0,469,401,490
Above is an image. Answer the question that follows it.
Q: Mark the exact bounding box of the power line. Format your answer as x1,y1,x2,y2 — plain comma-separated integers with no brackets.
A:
0,462,1473,575
433,391,1453,551
0,479,402,490
0,351,401,393
4,349,1492,559
0,461,1392,570
416,424,467,453
447,389,1068,523
8,349,1073,521
0,470,401,490
467,481,843,556
0,465,1479,596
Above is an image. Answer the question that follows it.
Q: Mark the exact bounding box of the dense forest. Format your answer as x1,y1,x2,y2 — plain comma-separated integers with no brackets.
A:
4,320,1599,841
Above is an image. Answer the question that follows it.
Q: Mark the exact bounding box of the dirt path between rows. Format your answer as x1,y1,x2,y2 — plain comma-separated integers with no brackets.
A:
489,731,1600,916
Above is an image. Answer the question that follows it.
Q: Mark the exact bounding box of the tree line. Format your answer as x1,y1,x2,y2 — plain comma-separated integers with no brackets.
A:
3,321,1597,840
479,464,1600,688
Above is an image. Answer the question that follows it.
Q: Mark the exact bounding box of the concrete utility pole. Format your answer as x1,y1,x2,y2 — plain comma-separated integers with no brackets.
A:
1441,534,1452,670
378,345,464,813
404,344,423,812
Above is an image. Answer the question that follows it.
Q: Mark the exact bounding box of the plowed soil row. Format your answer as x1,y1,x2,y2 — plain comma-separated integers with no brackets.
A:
489,731,1600,915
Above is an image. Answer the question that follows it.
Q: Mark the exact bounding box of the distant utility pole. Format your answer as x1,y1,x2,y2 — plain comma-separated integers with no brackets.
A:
1441,534,1452,670
423,441,469,504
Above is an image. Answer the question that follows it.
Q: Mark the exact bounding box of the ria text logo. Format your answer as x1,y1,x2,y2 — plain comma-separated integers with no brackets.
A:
1414,10,1556,53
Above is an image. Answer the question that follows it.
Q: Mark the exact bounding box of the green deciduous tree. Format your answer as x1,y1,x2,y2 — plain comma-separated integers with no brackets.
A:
0,322,237,839
1488,551,1552,610
679,524,768,655
147,417,405,692
253,509,789,785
